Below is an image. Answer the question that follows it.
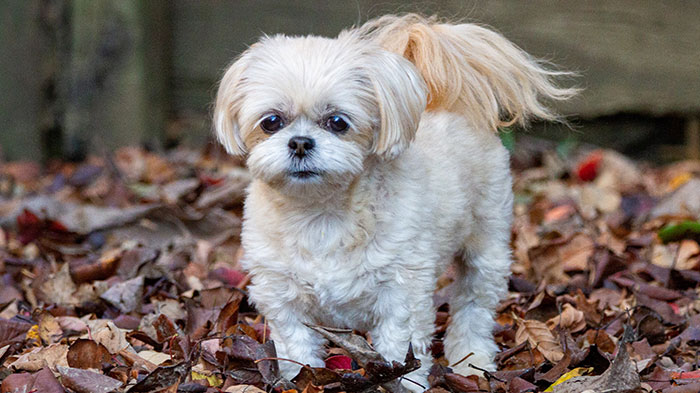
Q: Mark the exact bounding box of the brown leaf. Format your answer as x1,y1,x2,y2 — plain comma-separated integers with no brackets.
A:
0,318,32,347
515,319,564,363
546,304,586,333
444,373,480,392
153,313,179,343
560,234,595,272
199,287,242,309
99,276,144,313
537,351,571,383
11,343,69,371
308,326,418,393
126,362,190,392
37,311,63,345
581,330,617,354
39,263,78,307
118,349,159,373
86,320,131,354
552,344,640,393
58,365,123,393
194,169,250,210
611,274,683,301
508,376,537,393
589,288,622,311
216,296,243,334
225,324,258,342
676,240,700,270
2,194,163,234
67,339,112,370
224,386,266,393
635,292,684,325
56,316,89,333
70,249,122,284
308,326,384,367
0,367,64,393
116,246,159,280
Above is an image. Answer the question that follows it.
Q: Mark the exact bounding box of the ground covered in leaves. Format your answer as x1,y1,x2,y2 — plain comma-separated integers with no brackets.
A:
2,139,700,392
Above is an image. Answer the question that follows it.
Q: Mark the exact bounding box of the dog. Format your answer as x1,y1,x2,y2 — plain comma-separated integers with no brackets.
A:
214,14,574,391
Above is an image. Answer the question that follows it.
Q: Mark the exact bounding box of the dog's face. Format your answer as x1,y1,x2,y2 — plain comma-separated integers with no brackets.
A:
215,33,427,195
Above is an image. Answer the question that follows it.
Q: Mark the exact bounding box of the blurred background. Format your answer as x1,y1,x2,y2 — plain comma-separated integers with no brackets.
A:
1,0,699,163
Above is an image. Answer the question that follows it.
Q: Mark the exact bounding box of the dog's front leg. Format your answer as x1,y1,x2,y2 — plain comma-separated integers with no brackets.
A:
371,287,434,392
267,309,326,380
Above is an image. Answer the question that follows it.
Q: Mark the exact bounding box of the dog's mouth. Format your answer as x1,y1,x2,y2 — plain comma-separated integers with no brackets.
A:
288,170,320,179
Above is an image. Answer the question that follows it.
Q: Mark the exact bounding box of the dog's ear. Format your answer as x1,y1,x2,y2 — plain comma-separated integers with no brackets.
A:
214,54,251,155
367,51,428,160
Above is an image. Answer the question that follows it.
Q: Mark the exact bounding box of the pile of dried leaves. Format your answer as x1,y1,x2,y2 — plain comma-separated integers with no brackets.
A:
2,139,700,393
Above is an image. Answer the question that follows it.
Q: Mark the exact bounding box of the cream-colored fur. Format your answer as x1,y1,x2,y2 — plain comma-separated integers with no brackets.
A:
214,14,574,391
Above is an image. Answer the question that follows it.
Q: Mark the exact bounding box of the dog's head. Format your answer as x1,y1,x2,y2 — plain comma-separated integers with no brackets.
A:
214,32,427,194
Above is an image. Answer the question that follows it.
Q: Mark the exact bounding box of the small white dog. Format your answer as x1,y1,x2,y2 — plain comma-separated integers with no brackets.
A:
214,14,574,390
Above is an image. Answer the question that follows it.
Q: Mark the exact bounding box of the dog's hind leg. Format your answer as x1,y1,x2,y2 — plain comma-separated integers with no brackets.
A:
444,185,513,376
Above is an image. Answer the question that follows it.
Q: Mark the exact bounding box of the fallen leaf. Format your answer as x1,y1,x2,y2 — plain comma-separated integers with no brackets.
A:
37,311,63,345
676,239,700,270
191,370,223,387
560,234,595,272
224,385,266,393
552,344,640,393
67,339,111,370
86,320,131,354
508,376,537,393
137,350,172,366
11,343,69,371
57,365,123,393
325,355,352,370
1,195,163,234
0,318,32,347
515,319,564,363
546,304,586,333
39,263,78,307
0,367,64,393
544,367,592,392
651,178,700,218
99,276,144,313
126,362,190,392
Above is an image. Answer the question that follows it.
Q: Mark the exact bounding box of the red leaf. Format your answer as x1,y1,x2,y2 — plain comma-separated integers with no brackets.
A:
325,355,352,370
17,209,42,244
48,220,68,232
576,151,603,181
210,267,246,287
199,174,223,187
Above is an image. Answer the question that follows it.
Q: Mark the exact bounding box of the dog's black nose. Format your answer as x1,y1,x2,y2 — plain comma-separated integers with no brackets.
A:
288,136,315,157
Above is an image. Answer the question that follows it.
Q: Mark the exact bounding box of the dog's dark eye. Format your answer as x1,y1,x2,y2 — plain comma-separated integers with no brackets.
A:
326,115,349,133
260,115,284,133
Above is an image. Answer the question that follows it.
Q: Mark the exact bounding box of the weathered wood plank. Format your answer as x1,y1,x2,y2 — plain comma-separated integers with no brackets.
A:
171,0,700,119
0,0,45,161
63,0,169,158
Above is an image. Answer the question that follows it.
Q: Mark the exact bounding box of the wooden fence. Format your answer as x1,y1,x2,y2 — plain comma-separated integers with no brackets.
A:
1,0,699,161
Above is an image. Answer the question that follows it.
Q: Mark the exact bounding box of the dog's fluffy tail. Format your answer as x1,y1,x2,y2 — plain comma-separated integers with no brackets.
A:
357,14,578,132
